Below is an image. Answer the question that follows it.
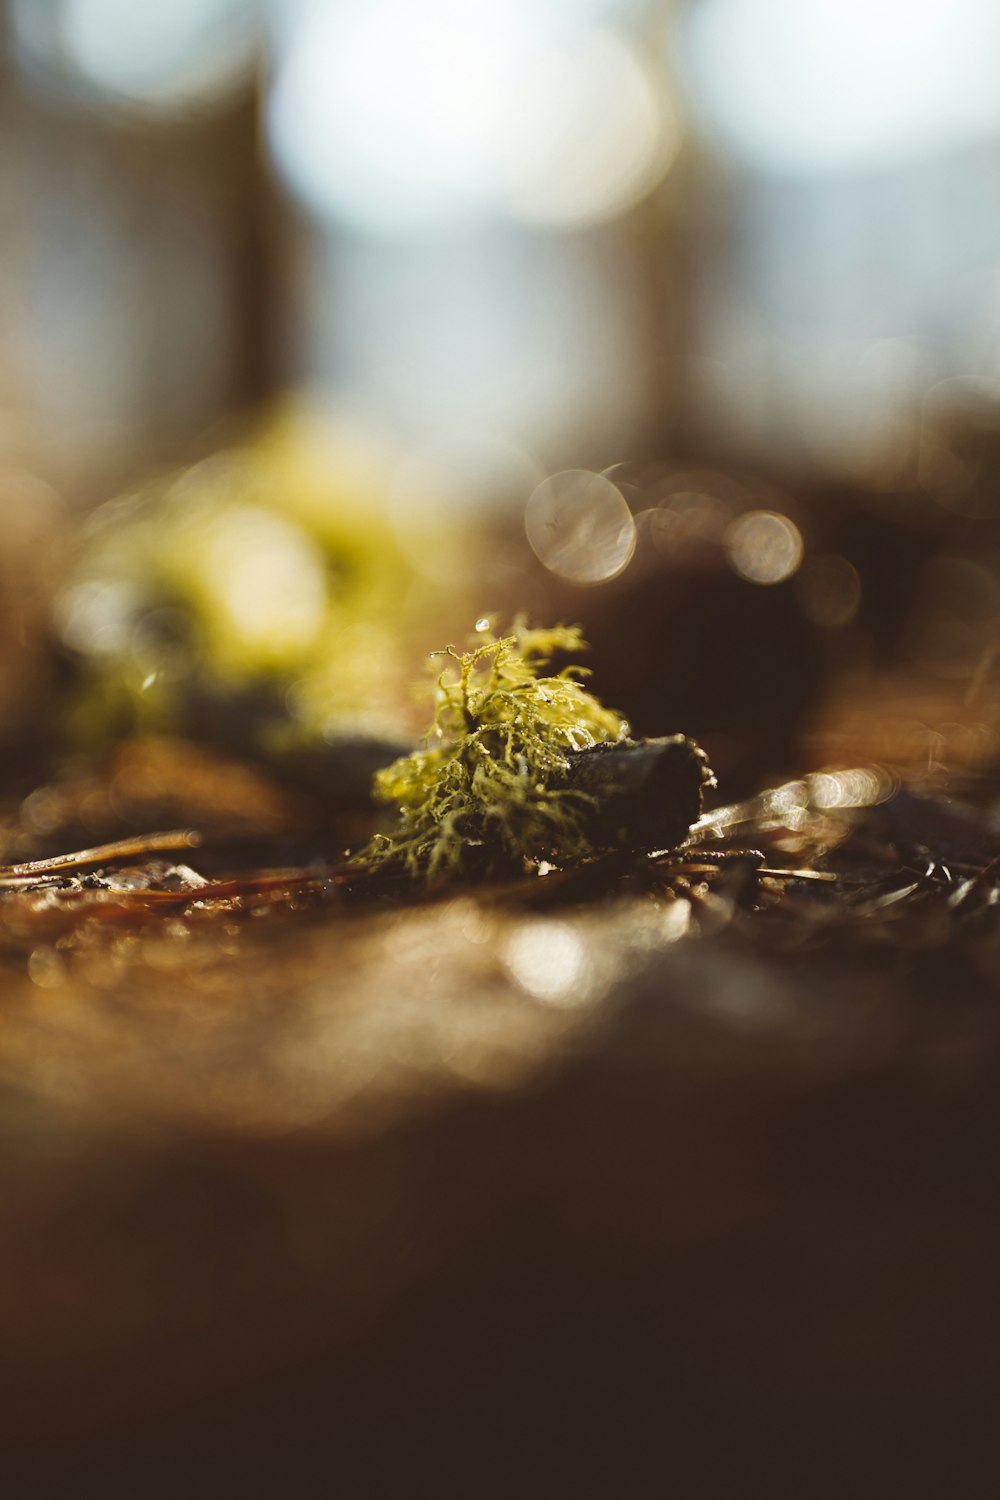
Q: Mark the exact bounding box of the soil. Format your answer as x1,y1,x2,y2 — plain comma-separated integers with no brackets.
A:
2,734,1000,1496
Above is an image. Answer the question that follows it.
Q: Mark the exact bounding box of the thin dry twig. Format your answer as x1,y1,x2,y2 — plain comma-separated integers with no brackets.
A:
0,830,202,882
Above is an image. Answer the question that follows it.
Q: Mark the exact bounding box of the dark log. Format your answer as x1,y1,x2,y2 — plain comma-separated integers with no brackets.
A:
564,733,714,854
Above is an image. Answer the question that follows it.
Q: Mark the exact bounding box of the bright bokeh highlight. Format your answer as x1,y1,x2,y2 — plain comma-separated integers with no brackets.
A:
724,511,803,585
682,0,1000,174
12,0,259,114
268,0,675,231
525,469,637,583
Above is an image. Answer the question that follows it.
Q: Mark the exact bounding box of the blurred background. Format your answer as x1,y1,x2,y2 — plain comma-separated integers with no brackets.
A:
3,0,1000,797
7,12,1000,1491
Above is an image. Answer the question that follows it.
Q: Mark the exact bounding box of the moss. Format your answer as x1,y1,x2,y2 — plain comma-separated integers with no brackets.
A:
57,407,476,753
359,619,629,881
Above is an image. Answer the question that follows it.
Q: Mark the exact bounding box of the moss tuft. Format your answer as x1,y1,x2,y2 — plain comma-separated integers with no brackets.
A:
359,619,629,880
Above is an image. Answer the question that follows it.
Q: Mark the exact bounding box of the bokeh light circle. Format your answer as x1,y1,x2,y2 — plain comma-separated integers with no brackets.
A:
505,26,677,229
796,553,861,627
12,0,259,116
681,0,1000,175
268,0,674,232
525,469,636,584
724,510,803,585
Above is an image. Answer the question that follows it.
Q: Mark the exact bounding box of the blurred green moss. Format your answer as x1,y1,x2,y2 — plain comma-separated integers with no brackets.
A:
57,406,475,759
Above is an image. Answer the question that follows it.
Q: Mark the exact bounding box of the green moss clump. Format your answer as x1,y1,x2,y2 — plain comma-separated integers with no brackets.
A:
361,620,628,880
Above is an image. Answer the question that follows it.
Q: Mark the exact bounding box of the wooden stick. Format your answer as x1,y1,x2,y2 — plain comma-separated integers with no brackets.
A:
0,829,202,882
